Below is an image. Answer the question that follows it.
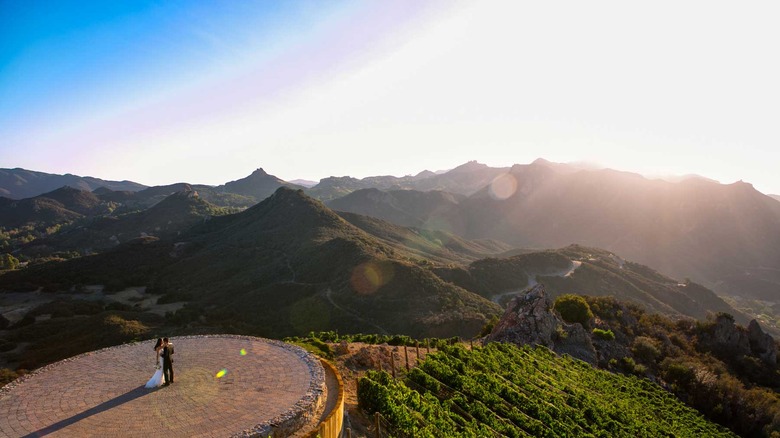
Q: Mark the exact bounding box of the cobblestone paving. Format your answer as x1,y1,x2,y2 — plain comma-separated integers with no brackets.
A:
0,336,324,437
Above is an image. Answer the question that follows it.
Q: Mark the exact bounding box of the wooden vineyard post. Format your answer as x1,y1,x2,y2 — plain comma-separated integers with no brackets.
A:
470,338,474,350
404,345,410,371
347,428,352,438
375,412,381,437
391,352,396,378
426,338,430,354
416,341,420,360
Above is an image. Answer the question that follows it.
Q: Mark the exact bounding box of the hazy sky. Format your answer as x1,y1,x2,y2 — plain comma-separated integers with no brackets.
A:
2,1,779,193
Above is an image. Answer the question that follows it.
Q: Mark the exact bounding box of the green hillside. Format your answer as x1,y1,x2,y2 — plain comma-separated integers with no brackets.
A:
359,342,735,437
431,245,747,327
337,211,512,265
22,190,232,257
0,188,500,339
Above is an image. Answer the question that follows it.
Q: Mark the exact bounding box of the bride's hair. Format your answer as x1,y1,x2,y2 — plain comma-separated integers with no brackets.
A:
154,338,163,350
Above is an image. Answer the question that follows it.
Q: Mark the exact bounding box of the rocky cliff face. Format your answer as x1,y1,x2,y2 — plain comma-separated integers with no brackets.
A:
748,319,777,365
698,314,777,365
485,284,597,364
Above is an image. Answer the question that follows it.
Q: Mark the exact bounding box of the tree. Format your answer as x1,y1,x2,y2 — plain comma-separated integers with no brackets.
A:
553,294,593,326
0,253,19,270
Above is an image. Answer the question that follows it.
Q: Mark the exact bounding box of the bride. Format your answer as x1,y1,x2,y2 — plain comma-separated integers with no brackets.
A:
145,338,165,388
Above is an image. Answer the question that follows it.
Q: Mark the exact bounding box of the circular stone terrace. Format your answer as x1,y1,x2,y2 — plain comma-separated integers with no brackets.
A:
0,335,325,437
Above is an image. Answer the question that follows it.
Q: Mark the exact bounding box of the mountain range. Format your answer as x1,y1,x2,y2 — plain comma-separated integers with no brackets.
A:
1,186,752,334
0,168,145,199
329,159,780,302
2,159,780,337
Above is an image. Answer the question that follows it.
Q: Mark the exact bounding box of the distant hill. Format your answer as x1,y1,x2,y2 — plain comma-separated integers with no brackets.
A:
0,166,297,209
410,160,510,194
337,211,512,265
328,188,464,229
93,183,256,213
307,160,509,201
0,186,111,229
432,244,746,325
0,188,500,338
22,190,229,256
332,160,780,301
216,168,304,201
771,194,780,203
289,179,318,188
0,168,146,200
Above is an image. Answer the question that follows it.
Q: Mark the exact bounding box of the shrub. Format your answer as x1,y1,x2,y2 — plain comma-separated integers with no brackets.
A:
620,356,637,373
290,339,332,359
632,336,661,364
660,358,696,389
592,328,615,340
480,315,500,337
0,368,20,385
0,253,19,270
553,294,593,326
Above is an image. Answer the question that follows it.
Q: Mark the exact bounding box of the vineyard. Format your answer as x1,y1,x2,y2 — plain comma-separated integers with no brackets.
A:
358,342,735,437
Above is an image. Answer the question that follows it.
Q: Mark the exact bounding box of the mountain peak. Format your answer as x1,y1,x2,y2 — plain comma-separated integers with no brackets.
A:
45,185,81,195
246,186,322,215
91,186,114,195
414,170,436,179
531,157,554,167
220,168,303,201
449,160,488,174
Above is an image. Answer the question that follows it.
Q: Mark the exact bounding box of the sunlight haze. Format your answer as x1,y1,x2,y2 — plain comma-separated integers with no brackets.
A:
2,0,779,193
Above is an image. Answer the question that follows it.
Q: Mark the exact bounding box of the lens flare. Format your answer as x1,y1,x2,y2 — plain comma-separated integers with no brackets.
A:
215,369,227,378
350,261,394,295
489,173,517,200
239,349,247,356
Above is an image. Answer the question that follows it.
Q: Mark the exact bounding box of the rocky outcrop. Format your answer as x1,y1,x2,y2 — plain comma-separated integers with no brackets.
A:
698,314,778,365
557,323,597,364
697,314,751,357
748,319,777,366
486,284,597,364
486,284,558,348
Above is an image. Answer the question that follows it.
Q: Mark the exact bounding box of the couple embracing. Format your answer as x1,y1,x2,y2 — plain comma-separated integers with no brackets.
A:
145,337,174,388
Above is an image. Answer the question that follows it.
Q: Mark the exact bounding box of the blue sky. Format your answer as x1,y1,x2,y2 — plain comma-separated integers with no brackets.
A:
2,1,780,194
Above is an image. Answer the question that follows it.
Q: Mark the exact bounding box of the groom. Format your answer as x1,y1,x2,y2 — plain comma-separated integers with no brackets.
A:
162,337,174,385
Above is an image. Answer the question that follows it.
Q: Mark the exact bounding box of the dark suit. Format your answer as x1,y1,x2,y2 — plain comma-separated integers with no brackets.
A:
162,344,174,384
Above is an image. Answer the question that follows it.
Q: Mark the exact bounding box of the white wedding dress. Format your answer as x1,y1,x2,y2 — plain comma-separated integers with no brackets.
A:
145,355,164,388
